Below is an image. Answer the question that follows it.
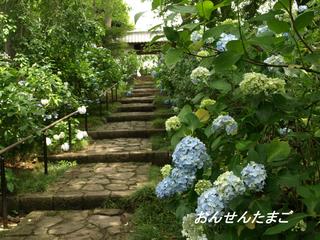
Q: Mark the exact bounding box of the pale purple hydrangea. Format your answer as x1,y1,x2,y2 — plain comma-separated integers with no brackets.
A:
241,162,267,192
298,5,308,12
212,115,238,136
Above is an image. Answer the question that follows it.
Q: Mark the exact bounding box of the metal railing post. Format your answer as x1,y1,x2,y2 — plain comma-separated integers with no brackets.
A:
68,119,72,151
111,88,114,102
43,133,48,175
106,90,109,111
115,85,118,101
0,155,8,229
84,112,88,132
99,99,102,118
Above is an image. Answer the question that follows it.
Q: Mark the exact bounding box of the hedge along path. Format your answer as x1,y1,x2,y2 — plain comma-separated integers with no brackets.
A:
1,76,171,240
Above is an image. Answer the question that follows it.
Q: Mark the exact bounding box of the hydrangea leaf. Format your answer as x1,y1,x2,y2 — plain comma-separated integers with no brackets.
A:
264,213,308,235
168,5,197,14
266,140,291,163
295,11,315,31
267,19,290,33
165,48,184,67
196,1,214,20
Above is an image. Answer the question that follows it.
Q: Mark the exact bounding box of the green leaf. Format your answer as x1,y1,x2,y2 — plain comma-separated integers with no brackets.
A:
196,1,214,20
264,213,308,235
214,51,242,71
226,40,244,54
266,140,291,163
165,48,184,67
134,12,145,24
168,5,197,14
163,27,179,42
152,0,162,10
178,104,193,120
183,112,201,131
195,109,210,123
209,79,232,93
267,19,290,33
295,11,315,30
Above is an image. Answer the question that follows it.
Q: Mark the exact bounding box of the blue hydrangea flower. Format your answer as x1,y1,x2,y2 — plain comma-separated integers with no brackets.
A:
155,168,196,198
212,115,238,136
126,91,132,97
155,177,177,198
241,162,267,192
172,136,209,170
196,187,225,219
216,33,238,52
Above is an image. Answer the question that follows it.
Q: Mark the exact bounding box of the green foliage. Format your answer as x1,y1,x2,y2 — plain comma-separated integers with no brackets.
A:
0,161,77,194
151,0,320,238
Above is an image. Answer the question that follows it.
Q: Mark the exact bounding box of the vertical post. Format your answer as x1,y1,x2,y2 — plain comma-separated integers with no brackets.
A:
84,112,88,132
115,85,118,101
99,99,102,118
68,118,72,151
106,90,109,111
0,156,8,229
111,88,114,102
43,133,48,175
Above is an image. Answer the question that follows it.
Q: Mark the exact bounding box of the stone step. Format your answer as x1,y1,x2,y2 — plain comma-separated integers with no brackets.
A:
131,92,155,97
48,151,170,165
2,163,154,213
91,121,155,132
133,83,155,88
120,96,154,104
89,129,165,139
1,209,130,239
132,88,158,93
107,112,172,122
117,103,155,112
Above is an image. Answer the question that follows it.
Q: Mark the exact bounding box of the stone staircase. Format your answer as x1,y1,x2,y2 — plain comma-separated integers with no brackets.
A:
2,77,170,239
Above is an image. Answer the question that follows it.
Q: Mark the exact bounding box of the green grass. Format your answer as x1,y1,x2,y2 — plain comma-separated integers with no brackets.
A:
11,160,77,194
151,134,172,151
152,118,166,128
103,165,182,240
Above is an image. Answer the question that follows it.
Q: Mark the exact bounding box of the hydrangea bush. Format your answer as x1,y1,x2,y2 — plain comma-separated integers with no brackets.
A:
152,0,320,238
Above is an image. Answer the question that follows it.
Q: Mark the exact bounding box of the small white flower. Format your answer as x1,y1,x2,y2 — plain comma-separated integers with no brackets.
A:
46,137,52,146
82,131,88,138
61,143,70,152
77,106,87,114
41,99,49,106
59,132,65,139
53,134,60,141
76,131,84,140
298,5,308,12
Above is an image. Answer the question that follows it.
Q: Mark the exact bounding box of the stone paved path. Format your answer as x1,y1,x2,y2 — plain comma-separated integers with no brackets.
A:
2,209,130,239
2,77,167,239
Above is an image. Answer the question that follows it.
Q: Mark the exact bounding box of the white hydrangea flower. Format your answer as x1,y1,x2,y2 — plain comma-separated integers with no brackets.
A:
59,132,65,139
191,31,203,43
181,213,208,240
76,130,88,140
216,33,238,52
256,25,269,36
53,134,60,141
190,67,211,84
77,106,87,114
40,99,49,106
298,5,308,12
264,55,286,72
200,99,216,109
240,72,286,96
46,137,52,146
213,171,246,202
257,0,277,14
197,50,210,61
61,142,70,152
165,116,182,132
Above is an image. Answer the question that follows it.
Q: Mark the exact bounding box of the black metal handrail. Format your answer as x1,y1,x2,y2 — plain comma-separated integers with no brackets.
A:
0,83,119,229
